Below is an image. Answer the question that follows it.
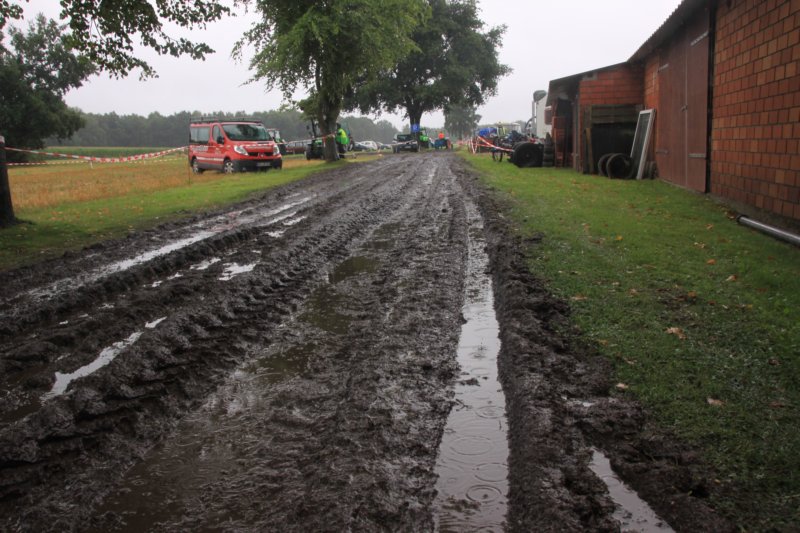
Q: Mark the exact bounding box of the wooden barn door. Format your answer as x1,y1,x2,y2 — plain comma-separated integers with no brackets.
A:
656,8,710,192
686,12,710,192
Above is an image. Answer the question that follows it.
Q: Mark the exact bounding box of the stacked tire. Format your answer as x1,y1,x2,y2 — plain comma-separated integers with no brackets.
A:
597,153,635,179
510,142,544,168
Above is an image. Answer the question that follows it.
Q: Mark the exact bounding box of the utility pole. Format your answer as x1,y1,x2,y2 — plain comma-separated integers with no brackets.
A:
0,134,17,227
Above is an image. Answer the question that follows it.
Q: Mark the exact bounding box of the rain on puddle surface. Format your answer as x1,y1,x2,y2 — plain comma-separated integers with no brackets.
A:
434,202,509,532
90,342,316,531
88,254,377,529
589,448,674,532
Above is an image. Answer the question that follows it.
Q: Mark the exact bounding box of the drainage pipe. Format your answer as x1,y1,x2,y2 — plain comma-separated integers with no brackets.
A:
736,215,800,247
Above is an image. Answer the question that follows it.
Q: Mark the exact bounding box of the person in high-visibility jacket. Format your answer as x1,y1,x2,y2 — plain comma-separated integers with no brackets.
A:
335,123,349,157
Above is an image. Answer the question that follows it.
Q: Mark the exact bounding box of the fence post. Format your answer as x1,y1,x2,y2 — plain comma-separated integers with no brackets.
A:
0,134,17,227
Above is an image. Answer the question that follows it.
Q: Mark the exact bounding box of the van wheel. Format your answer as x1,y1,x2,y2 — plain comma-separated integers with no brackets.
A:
223,159,235,174
191,158,204,174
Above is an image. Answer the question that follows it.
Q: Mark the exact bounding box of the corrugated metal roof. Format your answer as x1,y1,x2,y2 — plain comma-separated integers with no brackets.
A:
629,0,714,62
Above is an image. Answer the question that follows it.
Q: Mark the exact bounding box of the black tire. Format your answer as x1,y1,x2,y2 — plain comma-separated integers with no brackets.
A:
597,153,614,177
606,153,635,179
191,157,204,174
542,138,555,167
512,142,544,168
508,142,522,165
223,159,235,174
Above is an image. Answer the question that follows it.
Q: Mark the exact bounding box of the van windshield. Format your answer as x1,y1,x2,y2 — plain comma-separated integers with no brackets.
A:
222,123,271,141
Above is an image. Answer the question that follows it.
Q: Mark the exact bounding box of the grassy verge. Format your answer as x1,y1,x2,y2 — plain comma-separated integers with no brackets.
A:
1,158,333,270
463,153,800,530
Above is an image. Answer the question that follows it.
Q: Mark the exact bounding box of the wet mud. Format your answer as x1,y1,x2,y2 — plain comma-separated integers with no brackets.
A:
0,152,730,531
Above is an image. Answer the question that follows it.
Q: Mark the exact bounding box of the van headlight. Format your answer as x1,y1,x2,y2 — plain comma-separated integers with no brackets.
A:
234,145,248,156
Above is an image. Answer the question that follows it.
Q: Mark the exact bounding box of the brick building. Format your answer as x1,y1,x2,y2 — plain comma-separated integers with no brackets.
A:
547,0,800,222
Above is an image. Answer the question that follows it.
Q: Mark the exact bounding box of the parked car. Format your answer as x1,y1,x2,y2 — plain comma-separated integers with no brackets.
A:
189,118,282,174
352,140,379,152
392,133,419,153
284,139,308,155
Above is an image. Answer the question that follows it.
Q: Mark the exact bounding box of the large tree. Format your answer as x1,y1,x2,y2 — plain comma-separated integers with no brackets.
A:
237,0,428,161
349,0,509,132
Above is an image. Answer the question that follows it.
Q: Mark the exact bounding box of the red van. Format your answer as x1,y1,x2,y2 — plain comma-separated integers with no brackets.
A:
189,118,282,174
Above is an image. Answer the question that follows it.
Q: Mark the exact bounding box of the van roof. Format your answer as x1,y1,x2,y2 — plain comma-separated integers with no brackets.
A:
190,117,263,125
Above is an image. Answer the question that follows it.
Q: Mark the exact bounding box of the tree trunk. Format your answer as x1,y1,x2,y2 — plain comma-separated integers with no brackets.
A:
407,106,423,143
0,136,17,228
316,85,342,163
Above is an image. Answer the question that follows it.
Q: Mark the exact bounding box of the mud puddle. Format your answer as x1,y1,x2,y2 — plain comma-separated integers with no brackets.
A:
91,342,315,532
589,448,674,532
89,250,379,530
434,201,509,531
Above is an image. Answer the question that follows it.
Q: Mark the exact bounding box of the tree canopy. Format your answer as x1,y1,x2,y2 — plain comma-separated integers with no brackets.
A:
349,0,509,130
0,0,231,78
238,0,428,161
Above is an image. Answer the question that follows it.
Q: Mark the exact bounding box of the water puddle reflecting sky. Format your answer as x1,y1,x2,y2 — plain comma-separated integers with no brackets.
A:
43,331,143,400
218,262,258,281
589,448,674,532
41,316,170,401
434,202,508,532
19,197,314,305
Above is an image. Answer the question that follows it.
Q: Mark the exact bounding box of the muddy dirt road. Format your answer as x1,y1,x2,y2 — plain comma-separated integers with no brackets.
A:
0,153,728,532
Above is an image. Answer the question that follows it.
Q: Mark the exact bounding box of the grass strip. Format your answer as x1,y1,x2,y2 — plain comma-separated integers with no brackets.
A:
464,153,800,530
1,158,332,269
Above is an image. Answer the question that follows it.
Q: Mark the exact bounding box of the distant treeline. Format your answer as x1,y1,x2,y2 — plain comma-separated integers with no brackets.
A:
47,110,402,147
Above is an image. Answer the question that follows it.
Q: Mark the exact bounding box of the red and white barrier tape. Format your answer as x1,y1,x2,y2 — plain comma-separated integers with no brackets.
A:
474,136,514,153
5,146,187,164
7,157,185,167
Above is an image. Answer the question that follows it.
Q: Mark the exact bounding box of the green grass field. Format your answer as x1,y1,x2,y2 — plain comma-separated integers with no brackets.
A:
464,153,800,530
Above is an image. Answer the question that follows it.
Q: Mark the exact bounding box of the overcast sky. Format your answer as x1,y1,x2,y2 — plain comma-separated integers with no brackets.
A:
19,0,682,133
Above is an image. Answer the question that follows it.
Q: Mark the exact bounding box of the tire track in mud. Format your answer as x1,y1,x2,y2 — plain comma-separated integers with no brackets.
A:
0,155,468,532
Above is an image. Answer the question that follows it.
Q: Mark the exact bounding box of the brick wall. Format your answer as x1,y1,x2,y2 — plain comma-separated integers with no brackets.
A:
712,0,800,220
579,65,644,106
644,56,660,110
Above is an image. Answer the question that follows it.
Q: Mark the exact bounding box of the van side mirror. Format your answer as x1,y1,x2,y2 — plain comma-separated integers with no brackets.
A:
216,136,224,144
